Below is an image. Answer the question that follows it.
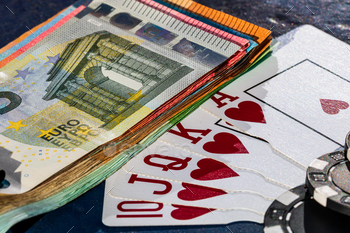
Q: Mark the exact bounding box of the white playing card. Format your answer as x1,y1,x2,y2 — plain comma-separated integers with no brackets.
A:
103,170,264,226
119,140,288,198
201,25,350,167
109,168,273,212
158,108,305,187
102,194,264,226
102,25,350,227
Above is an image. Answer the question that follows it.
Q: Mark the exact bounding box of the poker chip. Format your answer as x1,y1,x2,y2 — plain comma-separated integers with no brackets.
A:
264,184,350,233
305,149,350,216
264,185,307,233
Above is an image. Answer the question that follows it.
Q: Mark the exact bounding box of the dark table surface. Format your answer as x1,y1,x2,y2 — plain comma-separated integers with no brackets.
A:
1,0,350,49
1,0,350,232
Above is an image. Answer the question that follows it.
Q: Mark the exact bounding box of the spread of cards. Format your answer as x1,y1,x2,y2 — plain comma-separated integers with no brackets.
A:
103,25,350,232
1,0,350,232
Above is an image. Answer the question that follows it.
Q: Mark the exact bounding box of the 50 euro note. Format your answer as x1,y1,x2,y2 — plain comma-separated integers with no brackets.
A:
0,0,270,231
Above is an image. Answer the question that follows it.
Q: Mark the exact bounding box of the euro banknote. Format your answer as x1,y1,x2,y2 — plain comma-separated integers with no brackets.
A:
0,0,271,231
0,0,251,195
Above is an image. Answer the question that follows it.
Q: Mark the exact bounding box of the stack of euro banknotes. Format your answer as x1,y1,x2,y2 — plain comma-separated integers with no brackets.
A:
0,0,272,231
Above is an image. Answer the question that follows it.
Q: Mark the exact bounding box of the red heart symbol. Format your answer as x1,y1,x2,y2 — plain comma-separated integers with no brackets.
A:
320,99,349,115
190,158,239,181
171,204,216,220
178,183,227,201
224,101,266,123
203,132,248,154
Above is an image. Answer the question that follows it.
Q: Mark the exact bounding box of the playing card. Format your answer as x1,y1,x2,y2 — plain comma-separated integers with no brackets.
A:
118,140,288,198
102,194,264,226
103,170,264,226
201,25,350,167
109,168,273,212
158,108,305,187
